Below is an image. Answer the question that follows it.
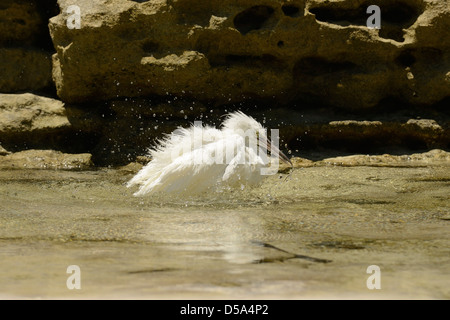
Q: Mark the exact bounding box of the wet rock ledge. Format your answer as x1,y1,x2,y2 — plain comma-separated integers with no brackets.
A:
0,149,92,170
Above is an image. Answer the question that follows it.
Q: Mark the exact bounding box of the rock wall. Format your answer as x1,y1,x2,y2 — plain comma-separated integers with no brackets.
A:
0,0,449,166
0,0,58,93
48,0,450,109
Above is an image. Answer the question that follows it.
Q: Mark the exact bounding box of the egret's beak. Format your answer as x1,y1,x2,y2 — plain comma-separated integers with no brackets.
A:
262,138,293,168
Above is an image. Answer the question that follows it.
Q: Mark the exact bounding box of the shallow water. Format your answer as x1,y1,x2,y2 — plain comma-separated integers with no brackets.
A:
0,165,449,299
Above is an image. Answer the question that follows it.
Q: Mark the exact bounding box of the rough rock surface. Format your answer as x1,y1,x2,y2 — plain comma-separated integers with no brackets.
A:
0,1,448,167
0,0,56,93
0,0,44,46
0,93,70,133
0,48,52,93
0,149,93,170
315,149,450,167
49,0,450,109
0,93,89,153
274,149,450,173
0,144,10,156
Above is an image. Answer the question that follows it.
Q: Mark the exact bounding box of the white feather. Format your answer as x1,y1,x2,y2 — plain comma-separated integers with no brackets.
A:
128,111,276,196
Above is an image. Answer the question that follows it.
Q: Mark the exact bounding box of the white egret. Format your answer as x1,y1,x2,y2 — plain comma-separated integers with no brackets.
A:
127,111,292,196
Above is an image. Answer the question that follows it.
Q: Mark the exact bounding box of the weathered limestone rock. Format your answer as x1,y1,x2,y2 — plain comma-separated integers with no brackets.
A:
0,93,84,153
0,144,10,156
0,0,44,46
404,119,443,132
0,0,57,93
0,48,52,93
316,149,450,167
49,0,450,109
0,149,93,170
278,149,450,170
0,93,70,133
0,1,446,167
